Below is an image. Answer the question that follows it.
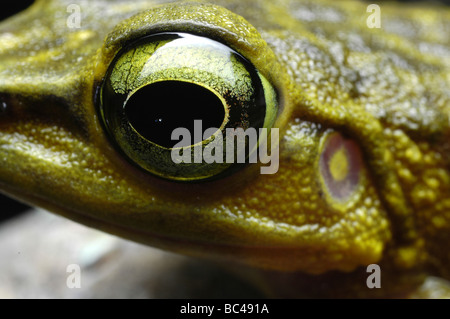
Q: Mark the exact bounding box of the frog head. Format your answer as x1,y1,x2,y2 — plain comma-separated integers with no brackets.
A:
0,0,449,284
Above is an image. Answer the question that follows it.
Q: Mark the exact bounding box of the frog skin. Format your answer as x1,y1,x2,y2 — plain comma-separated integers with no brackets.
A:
0,0,449,298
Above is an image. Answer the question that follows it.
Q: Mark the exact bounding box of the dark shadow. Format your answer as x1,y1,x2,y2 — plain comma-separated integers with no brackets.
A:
148,259,265,298
1,1,34,21
0,193,31,223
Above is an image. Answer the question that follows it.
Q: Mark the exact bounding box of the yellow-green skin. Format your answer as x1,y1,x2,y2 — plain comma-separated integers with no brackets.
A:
0,0,449,297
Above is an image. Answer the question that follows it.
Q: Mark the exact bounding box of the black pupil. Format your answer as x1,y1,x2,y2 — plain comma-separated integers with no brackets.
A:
125,81,225,148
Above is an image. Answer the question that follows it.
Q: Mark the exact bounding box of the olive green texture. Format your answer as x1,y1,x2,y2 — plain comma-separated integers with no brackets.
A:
0,0,448,297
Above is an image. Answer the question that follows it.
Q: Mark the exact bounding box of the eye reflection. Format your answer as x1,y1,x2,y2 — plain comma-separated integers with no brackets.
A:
99,32,277,181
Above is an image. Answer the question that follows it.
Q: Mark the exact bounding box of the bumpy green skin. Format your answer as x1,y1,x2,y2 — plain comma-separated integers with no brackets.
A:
0,0,449,297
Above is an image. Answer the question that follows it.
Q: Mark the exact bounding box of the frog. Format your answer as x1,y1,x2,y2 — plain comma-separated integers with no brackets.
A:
0,0,449,298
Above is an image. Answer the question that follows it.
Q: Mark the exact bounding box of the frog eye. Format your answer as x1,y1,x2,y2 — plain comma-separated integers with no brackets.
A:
318,132,363,206
98,32,277,182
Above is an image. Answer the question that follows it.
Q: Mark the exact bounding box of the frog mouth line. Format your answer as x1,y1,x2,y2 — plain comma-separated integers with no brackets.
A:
0,181,374,273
